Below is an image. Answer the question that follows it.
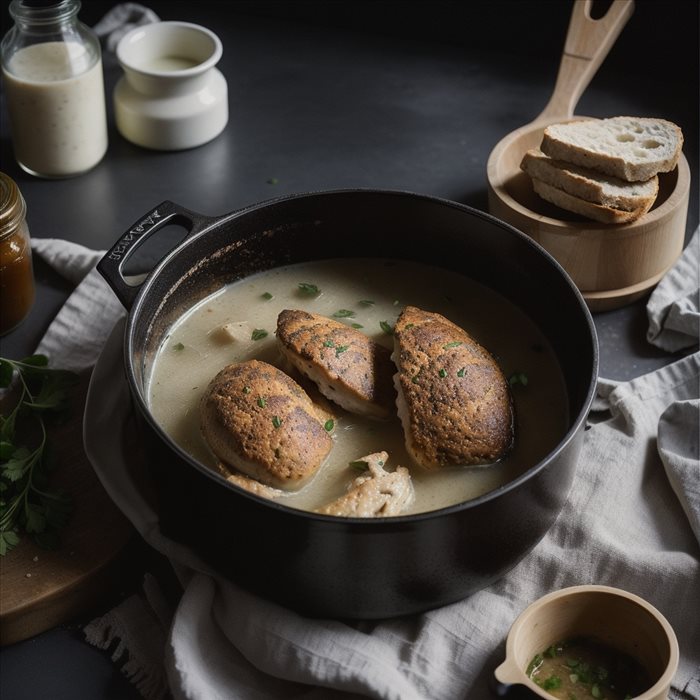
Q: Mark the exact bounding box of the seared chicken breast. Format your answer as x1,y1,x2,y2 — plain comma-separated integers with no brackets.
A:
200,359,333,490
276,309,395,419
316,451,414,517
393,306,513,468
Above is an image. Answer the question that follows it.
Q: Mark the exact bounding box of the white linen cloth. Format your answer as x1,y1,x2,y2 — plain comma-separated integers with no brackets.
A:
29,232,700,700
93,2,160,56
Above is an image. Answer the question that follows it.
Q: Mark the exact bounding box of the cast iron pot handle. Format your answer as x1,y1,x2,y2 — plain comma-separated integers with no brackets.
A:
97,200,212,310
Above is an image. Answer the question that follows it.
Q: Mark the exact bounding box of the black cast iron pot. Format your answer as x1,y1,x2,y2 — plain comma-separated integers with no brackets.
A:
98,189,598,619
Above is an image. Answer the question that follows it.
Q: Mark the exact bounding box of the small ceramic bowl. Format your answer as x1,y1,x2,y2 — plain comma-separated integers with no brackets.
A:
494,585,679,700
114,21,228,151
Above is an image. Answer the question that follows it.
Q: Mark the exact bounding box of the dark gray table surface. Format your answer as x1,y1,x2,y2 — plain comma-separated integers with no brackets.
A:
1,1,698,698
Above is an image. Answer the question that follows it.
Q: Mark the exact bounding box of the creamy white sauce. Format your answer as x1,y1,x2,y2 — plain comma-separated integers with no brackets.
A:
3,42,108,177
148,259,568,515
142,56,201,72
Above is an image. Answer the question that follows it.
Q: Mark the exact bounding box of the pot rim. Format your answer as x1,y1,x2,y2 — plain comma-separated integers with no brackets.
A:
122,187,599,524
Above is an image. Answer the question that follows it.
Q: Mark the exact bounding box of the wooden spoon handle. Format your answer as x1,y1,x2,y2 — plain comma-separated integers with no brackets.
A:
536,0,634,123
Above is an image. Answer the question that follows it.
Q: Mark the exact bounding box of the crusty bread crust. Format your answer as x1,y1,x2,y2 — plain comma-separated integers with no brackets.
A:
531,178,653,224
521,149,659,212
540,117,683,182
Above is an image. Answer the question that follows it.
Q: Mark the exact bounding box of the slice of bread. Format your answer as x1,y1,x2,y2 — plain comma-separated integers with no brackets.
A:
521,149,659,212
531,178,654,224
540,117,683,182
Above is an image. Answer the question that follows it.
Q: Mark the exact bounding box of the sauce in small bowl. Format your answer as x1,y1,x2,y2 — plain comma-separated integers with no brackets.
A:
494,585,678,700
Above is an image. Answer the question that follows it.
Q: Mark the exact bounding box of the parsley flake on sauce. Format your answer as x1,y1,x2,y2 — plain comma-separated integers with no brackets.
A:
251,329,268,341
508,372,528,387
298,282,320,295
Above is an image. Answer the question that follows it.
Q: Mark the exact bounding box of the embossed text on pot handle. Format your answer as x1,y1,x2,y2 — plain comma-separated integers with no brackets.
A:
97,200,210,310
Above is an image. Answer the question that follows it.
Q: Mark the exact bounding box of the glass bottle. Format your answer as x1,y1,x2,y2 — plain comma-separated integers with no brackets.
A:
1,0,108,178
0,172,34,335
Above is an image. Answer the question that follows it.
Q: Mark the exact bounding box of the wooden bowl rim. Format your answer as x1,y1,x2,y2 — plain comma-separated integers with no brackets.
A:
486,117,691,235
497,584,680,700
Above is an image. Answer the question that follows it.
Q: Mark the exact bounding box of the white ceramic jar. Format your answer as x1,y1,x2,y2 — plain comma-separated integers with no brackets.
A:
114,21,228,151
1,0,108,178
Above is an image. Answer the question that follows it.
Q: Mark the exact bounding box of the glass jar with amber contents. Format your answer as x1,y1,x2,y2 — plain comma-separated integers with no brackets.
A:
0,172,34,335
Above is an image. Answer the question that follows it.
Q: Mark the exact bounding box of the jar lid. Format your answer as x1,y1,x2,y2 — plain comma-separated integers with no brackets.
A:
0,172,27,240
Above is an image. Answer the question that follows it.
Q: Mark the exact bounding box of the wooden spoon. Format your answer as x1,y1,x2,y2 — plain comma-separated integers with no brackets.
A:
486,0,690,311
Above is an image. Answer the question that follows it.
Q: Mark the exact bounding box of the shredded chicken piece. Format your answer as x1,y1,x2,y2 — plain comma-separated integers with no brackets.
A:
316,451,414,517
214,462,284,500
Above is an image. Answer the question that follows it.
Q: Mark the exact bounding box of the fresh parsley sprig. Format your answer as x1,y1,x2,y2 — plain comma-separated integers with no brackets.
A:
0,355,78,555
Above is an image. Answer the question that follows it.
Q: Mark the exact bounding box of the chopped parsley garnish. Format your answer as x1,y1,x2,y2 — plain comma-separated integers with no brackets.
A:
0,355,78,555
272,416,282,428
242,386,251,394
335,345,349,357
257,397,266,408
380,321,394,335
173,342,185,351
261,291,273,300
405,323,414,329
333,309,355,318
324,419,334,432
351,323,363,329
298,282,320,295
443,341,463,349
542,676,562,691
251,329,268,341
359,300,375,306
509,372,528,387
544,644,560,658
526,654,544,676
323,340,335,347
438,368,447,378
457,367,466,377
349,459,369,471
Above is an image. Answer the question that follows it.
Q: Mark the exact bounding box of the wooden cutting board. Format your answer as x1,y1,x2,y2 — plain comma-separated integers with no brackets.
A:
0,372,137,647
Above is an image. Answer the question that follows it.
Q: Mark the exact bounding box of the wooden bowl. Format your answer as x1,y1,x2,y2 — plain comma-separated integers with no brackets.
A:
486,0,690,311
494,585,680,700
488,121,690,311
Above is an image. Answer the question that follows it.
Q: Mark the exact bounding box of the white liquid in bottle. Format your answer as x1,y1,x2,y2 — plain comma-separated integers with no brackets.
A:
3,41,108,178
